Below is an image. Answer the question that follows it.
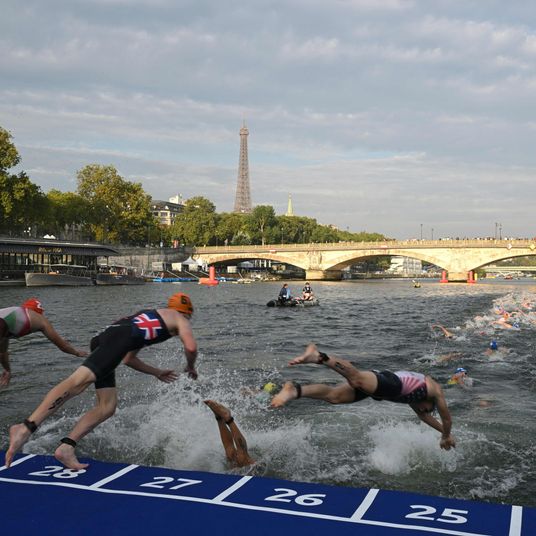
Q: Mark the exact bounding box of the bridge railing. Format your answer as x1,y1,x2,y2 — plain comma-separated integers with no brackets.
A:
194,238,536,254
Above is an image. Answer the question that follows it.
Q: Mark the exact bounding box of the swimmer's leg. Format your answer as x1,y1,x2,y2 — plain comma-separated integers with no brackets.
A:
55,387,117,470
288,344,377,392
227,419,255,467
205,400,237,463
5,367,95,468
271,381,355,407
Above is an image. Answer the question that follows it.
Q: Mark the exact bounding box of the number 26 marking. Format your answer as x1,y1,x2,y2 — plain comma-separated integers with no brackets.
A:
265,488,326,506
406,505,468,524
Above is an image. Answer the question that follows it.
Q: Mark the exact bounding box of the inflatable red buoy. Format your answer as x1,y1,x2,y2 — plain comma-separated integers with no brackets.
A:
199,266,219,286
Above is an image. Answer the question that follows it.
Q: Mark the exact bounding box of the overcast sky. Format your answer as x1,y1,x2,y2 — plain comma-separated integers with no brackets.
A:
2,0,535,239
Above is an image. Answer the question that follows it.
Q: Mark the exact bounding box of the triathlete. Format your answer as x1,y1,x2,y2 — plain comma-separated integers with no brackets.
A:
204,400,267,476
0,298,87,387
204,400,256,469
447,367,473,388
271,343,456,451
431,324,455,339
5,293,198,470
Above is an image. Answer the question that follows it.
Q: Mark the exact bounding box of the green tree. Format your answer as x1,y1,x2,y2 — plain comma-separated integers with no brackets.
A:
246,205,277,245
171,196,218,246
46,190,92,239
0,127,47,235
77,164,155,245
215,212,249,245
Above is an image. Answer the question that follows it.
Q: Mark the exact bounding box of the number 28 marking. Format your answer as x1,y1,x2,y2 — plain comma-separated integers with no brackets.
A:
28,466,86,479
406,505,468,524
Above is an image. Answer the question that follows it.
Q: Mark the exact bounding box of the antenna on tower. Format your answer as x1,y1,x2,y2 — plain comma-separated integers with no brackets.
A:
233,122,252,213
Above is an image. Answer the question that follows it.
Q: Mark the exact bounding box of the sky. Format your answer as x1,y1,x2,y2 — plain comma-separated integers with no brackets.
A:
1,0,536,240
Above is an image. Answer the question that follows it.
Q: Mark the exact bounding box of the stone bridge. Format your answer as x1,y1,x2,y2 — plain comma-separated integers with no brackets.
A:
193,239,536,282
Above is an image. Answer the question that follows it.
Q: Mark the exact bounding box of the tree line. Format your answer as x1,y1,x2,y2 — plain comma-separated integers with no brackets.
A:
0,126,386,247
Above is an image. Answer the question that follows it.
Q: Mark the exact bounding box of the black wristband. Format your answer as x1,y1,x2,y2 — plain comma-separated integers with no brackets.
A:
293,381,302,399
60,437,77,448
318,351,330,363
23,419,37,433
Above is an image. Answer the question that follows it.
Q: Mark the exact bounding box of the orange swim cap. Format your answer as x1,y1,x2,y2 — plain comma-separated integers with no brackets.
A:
21,298,44,315
167,293,193,315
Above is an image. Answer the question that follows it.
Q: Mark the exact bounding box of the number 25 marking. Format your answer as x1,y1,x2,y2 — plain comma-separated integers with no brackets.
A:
406,505,468,524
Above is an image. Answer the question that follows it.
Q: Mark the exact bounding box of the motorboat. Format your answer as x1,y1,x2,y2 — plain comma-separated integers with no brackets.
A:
96,265,145,285
25,264,94,287
267,297,320,307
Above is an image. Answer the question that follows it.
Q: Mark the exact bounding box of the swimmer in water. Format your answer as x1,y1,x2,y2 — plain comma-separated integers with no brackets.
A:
484,339,507,356
431,324,455,339
240,382,282,403
437,351,464,364
204,400,256,469
447,367,473,388
271,343,456,450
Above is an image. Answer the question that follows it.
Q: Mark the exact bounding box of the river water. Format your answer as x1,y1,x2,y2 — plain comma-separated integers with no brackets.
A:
1,279,535,508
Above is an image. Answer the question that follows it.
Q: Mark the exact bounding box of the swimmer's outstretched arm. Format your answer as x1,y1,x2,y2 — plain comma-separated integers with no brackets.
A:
431,324,454,338
412,380,455,450
123,351,178,383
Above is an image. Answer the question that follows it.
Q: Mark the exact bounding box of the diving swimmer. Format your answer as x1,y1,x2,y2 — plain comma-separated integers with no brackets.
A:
271,343,456,450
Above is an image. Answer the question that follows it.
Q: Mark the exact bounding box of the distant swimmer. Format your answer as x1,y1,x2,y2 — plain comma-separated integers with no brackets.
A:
204,400,257,470
5,293,198,470
0,298,87,387
447,367,473,388
431,324,455,339
436,351,464,364
271,344,456,450
484,339,509,357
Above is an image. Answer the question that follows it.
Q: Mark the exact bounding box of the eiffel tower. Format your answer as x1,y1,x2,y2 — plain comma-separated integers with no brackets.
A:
233,122,252,213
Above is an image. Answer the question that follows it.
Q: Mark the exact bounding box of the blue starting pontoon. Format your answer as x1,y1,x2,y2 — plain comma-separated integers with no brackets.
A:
1,451,534,536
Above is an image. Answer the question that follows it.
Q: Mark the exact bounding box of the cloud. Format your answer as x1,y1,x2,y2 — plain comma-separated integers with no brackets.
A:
1,0,536,238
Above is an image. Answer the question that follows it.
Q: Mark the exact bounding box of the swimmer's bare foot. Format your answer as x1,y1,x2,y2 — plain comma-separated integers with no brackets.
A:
54,443,89,470
288,343,322,366
204,400,232,422
270,382,298,408
5,423,32,468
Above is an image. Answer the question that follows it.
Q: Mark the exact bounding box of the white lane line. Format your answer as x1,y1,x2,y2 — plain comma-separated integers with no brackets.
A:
212,475,252,502
0,475,500,536
0,477,93,490
509,505,523,536
89,464,139,489
350,488,379,520
0,454,35,471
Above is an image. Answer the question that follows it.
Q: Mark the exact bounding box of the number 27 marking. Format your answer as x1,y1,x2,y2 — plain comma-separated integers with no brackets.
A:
140,476,202,490
406,505,468,524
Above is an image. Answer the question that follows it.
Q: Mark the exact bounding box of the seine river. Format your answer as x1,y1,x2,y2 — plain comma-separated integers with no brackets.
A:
1,279,535,508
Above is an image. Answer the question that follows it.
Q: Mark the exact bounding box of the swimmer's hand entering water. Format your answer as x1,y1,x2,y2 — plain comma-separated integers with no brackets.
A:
440,435,456,450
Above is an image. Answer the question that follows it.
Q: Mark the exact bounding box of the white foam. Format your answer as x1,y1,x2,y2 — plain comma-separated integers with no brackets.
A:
366,420,459,475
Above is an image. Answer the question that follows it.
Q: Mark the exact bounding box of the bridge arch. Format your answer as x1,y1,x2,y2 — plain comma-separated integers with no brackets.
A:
193,240,536,281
